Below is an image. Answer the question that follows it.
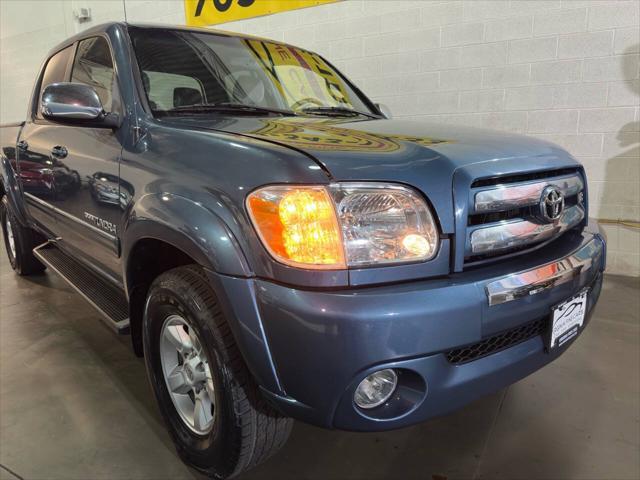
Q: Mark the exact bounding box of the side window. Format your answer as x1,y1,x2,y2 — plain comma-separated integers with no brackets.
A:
71,37,115,111
36,46,74,119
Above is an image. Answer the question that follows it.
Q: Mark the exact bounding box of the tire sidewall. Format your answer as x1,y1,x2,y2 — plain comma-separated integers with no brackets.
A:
1,197,19,271
143,274,245,478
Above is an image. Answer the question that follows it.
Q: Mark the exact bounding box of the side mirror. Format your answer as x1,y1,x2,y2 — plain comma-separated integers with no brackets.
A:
41,82,119,128
375,103,392,119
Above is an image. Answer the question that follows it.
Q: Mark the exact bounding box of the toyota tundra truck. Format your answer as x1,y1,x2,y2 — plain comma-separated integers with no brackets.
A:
0,23,606,479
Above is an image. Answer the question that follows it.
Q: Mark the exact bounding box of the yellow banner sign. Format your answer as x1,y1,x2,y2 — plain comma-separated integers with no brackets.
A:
185,0,339,27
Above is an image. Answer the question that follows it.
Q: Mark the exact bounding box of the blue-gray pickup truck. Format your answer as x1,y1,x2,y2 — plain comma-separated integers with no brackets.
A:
0,23,606,478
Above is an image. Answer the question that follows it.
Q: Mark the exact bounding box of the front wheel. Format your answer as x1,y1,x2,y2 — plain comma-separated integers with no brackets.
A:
143,265,292,479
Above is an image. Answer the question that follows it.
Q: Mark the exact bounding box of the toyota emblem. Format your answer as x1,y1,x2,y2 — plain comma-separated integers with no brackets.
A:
540,186,565,221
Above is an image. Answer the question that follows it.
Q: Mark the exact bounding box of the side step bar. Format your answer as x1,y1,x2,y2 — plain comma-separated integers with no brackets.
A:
33,242,130,334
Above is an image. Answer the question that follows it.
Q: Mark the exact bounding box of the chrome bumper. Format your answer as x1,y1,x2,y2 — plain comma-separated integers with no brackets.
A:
485,236,603,306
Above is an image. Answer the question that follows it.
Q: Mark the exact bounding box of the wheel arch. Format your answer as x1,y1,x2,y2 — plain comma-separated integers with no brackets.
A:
125,237,199,356
122,193,253,356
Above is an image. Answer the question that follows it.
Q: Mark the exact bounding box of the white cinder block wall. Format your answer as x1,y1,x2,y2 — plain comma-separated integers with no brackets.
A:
1,0,639,275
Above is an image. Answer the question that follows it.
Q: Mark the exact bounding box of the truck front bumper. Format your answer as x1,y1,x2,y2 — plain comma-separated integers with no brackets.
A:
208,223,606,431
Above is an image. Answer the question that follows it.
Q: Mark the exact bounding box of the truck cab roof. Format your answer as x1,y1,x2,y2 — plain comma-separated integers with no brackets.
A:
47,21,300,58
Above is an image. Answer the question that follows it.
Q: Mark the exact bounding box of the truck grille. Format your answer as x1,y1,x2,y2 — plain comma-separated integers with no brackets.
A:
464,169,586,265
446,317,547,364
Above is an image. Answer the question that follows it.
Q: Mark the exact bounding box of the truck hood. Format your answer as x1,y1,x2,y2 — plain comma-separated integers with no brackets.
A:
163,116,580,233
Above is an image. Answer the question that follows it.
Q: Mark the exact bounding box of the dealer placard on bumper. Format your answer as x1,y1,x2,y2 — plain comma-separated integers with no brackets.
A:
550,291,588,349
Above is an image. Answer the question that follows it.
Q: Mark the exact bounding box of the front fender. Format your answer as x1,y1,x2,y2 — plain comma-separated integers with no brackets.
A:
122,193,287,393
122,192,252,291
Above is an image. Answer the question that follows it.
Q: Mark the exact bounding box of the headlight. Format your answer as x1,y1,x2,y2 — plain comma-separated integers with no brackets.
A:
330,183,438,266
246,183,438,270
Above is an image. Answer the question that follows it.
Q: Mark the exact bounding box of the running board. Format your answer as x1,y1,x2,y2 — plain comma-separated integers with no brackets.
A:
33,242,130,334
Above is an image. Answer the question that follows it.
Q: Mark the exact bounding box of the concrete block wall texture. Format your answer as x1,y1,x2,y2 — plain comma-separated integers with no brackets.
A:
0,0,638,275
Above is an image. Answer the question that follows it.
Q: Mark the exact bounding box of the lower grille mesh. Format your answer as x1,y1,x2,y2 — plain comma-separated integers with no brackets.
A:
446,318,547,365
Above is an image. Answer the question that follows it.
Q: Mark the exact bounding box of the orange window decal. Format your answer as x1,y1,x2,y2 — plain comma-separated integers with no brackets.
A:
244,39,351,108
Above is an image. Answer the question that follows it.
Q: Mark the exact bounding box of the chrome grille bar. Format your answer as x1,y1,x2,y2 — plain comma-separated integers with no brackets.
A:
474,175,583,213
470,205,585,255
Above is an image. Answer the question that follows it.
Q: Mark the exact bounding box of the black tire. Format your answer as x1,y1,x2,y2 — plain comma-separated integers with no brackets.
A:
143,265,292,479
0,196,46,275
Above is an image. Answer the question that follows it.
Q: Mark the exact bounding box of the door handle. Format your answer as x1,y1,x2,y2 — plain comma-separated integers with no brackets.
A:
17,140,28,151
51,145,68,159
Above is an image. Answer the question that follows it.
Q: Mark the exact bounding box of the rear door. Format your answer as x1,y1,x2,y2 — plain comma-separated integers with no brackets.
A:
18,45,75,236
19,36,123,279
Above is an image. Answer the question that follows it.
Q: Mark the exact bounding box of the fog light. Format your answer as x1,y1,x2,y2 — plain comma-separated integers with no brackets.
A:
354,369,398,409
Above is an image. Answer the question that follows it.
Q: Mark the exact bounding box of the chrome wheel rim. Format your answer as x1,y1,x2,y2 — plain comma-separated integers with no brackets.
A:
5,216,16,260
160,314,215,435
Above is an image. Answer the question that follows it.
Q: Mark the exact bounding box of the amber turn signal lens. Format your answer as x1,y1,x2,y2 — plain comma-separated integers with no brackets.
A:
247,186,346,269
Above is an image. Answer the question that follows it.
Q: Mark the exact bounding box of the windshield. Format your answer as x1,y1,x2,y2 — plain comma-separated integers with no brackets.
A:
128,27,376,116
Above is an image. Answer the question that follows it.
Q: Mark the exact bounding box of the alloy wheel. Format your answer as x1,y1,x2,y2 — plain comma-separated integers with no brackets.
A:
5,216,16,260
160,314,216,435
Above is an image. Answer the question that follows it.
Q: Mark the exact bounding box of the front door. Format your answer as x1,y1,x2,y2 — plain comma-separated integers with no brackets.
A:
19,36,123,279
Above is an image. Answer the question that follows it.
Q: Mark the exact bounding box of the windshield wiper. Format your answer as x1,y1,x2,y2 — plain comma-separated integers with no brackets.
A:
300,106,378,118
158,103,297,116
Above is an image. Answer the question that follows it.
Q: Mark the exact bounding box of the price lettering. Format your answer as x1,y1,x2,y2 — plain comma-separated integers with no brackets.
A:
195,0,256,16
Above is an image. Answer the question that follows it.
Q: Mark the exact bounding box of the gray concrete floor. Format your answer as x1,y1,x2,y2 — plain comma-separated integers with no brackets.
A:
0,237,638,480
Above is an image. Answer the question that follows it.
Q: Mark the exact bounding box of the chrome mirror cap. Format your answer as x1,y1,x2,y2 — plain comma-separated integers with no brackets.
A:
41,82,105,120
